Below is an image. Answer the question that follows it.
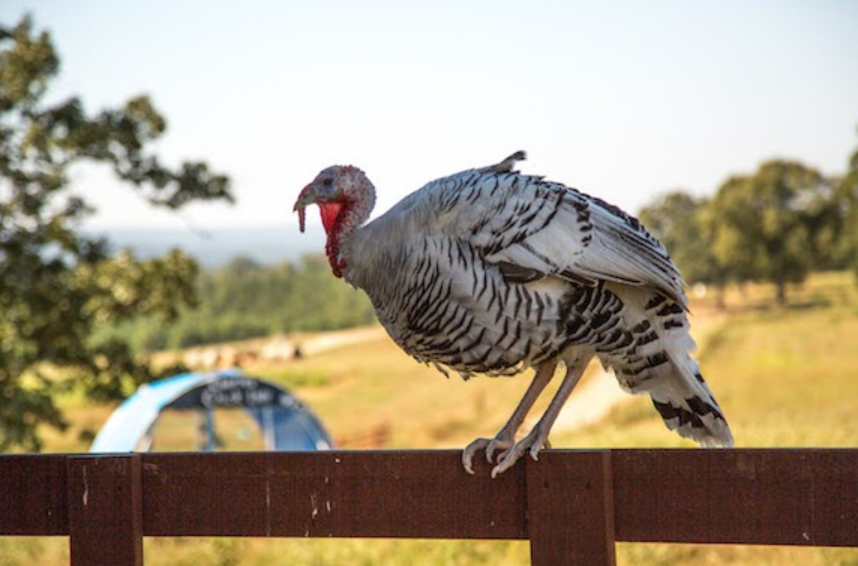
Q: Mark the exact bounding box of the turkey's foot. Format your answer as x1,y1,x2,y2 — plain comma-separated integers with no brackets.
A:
490,427,552,478
461,432,514,475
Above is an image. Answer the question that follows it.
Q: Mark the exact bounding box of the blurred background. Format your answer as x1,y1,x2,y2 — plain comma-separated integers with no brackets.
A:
1,1,857,565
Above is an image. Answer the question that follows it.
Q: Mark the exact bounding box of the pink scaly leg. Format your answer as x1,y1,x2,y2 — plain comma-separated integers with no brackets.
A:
490,358,591,478
462,360,557,475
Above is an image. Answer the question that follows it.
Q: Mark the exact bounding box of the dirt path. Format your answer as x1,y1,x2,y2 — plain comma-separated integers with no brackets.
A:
297,326,387,356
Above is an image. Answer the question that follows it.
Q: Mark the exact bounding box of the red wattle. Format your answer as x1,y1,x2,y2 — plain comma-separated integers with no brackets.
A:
319,203,344,234
319,201,350,278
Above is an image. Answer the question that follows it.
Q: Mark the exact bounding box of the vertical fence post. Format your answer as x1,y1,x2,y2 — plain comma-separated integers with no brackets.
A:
527,450,616,566
67,454,143,566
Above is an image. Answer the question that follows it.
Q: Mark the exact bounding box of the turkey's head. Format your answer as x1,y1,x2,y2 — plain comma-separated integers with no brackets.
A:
294,165,376,278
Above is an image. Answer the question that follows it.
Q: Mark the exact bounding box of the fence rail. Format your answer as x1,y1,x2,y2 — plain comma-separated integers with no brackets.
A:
1,449,857,565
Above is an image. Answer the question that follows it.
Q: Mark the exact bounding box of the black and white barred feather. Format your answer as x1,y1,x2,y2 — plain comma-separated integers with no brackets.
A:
342,158,732,447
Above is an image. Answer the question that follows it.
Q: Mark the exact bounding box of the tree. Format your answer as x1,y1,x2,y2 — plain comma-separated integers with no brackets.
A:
0,16,233,450
838,128,858,282
707,160,835,305
638,191,728,304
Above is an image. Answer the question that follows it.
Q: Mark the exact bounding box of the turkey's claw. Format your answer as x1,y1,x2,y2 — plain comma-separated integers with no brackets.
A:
462,437,492,475
485,436,514,464
462,431,516,474
490,428,552,478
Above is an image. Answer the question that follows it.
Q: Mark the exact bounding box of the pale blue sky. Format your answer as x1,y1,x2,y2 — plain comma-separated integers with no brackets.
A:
3,1,857,230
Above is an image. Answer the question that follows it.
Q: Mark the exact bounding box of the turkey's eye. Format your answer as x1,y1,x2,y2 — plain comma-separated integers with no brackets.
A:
323,178,333,187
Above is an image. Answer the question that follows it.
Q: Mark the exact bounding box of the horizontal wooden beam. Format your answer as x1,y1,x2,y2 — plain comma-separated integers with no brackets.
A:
140,450,528,539
612,448,858,546
1,449,856,549
0,455,68,535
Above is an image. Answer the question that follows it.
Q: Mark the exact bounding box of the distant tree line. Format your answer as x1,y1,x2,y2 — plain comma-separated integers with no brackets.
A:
110,133,858,352
1,13,855,451
639,135,858,306
99,254,377,352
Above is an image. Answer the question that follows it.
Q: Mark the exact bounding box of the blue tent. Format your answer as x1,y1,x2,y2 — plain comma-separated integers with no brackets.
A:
90,369,333,453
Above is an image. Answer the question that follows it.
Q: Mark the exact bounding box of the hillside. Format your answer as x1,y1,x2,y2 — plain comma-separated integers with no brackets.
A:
8,272,858,566
98,254,378,352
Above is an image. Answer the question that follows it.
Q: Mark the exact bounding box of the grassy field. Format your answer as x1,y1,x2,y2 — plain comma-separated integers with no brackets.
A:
558,272,858,566
3,272,858,565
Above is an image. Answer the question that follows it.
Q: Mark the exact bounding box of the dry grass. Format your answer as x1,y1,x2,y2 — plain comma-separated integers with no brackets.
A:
558,272,858,565
6,272,858,566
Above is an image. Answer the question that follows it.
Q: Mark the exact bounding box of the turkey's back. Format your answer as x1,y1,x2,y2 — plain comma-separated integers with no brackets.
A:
342,168,642,377
342,166,732,446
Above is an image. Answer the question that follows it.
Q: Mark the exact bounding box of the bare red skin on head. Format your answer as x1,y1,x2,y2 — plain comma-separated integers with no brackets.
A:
298,166,369,279
319,202,343,234
320,202,347,278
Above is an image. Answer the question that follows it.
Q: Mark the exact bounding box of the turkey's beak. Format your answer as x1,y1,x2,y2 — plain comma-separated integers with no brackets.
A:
293,183,316,233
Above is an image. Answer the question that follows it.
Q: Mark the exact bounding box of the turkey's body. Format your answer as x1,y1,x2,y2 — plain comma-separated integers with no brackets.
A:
297,154,732,475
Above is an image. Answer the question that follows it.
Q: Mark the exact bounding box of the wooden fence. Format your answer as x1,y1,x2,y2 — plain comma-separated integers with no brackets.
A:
1,449,857,565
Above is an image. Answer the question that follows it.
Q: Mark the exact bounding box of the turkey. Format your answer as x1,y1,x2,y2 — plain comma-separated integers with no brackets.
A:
293,151,732,477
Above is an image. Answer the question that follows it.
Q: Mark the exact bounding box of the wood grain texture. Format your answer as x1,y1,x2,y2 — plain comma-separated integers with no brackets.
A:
527,450,616,566
67,455,142,566
1,448,856,566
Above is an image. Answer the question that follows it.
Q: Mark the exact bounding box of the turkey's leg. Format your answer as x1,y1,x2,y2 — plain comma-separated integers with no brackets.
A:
462,360,557,475
491,358,591,477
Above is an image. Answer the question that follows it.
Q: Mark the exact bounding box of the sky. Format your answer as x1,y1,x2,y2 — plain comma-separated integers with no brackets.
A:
2,1,858,231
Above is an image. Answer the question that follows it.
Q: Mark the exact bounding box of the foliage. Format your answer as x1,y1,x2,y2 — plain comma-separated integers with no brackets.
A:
102,254,377,351
7,272,858,565
641,155,854,306
0,16,232,450
840,128,858,280
638,191,727,289
706,160,842,304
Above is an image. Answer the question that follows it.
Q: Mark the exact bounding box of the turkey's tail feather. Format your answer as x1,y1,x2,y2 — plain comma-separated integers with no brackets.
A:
607,290,733,447
649,348,733,447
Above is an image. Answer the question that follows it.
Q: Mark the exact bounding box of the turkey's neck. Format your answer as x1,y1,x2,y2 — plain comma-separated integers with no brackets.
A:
326,185,375,278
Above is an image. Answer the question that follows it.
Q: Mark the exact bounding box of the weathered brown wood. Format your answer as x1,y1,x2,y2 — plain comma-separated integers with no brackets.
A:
141,450,528,539
612,449,858,546
2,448,857,563
0,455,68,535
527,451,616,566
67,455,143,566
